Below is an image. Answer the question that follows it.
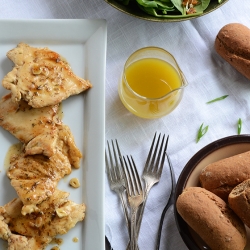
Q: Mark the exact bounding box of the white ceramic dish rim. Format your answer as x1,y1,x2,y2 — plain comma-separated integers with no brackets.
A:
0,19,107,250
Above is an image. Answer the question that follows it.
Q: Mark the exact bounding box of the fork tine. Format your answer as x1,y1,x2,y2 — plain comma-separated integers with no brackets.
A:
151,133,162,171
128,156,142,195
154,134,165,171
106,139,125,183
144,132,160,172
123,155,132,196
115,139,125,177
144,133,169,174
131,156,143,195
157,135,169,177
144,132,157,170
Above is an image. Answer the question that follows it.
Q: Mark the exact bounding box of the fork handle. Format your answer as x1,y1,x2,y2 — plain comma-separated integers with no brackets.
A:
136,182,154,235
119,191,130,232
130,207,139,250
126,241,139,250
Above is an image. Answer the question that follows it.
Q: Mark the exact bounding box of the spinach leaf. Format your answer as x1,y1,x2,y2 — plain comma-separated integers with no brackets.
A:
138,6,175,16
136,0,176,16
170,0,185,14
136,0,174,9
136,0,159,8
195,0,211,12
119,0,219,18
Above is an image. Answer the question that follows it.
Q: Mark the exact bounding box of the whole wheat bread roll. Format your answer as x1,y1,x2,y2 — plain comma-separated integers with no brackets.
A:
199,151,250,201
229,179,250,228
215,23,250,80
176,187,247,250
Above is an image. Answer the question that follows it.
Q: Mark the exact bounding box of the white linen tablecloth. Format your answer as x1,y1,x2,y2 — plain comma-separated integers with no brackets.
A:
1,0,250,249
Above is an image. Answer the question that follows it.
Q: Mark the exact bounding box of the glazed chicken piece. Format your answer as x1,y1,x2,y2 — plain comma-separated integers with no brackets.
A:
0,207,11,241
7,152,71,215
0,225,48,250
2,42,92,108
0,190,85,250
1,207,48,250
7,234,50,250
8,195,86,239
24,123,82,168
0,189,85,250
0,93,60,157
0,93,82,166
8,234,34,250
55,124,82,169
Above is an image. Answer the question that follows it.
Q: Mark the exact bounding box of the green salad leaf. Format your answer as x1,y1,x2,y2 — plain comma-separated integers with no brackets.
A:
136,0,176,16
118,0,223,18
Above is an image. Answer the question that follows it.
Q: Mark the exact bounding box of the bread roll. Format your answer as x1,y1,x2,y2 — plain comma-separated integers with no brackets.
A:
176,187,247,250
229,179,250,228
199,151,250,201
215,23,250,80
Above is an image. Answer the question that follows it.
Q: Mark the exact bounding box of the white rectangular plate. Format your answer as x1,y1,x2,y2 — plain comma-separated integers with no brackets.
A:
0,19,106,250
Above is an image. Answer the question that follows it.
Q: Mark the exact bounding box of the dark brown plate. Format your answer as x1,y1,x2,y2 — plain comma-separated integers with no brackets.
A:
104,0,229,22
174,135,250,250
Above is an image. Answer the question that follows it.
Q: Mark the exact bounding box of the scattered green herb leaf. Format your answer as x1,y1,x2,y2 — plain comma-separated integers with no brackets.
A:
206,95,229,104
196,123,209,143
238,118,242,135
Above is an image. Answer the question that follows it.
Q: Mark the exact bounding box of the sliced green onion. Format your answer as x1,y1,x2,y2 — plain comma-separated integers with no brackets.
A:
238,118,242,135
206,95,229,104
196,123,209,143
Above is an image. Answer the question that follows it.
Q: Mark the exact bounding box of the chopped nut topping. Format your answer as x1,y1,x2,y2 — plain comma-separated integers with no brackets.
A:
56,207,70,218
182,0,200,14
32,64,42,75
69,178,80,188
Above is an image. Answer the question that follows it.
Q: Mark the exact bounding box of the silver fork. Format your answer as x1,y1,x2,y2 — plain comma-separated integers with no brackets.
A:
123,155,144,250
136,133,169,235
105,140,130,231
